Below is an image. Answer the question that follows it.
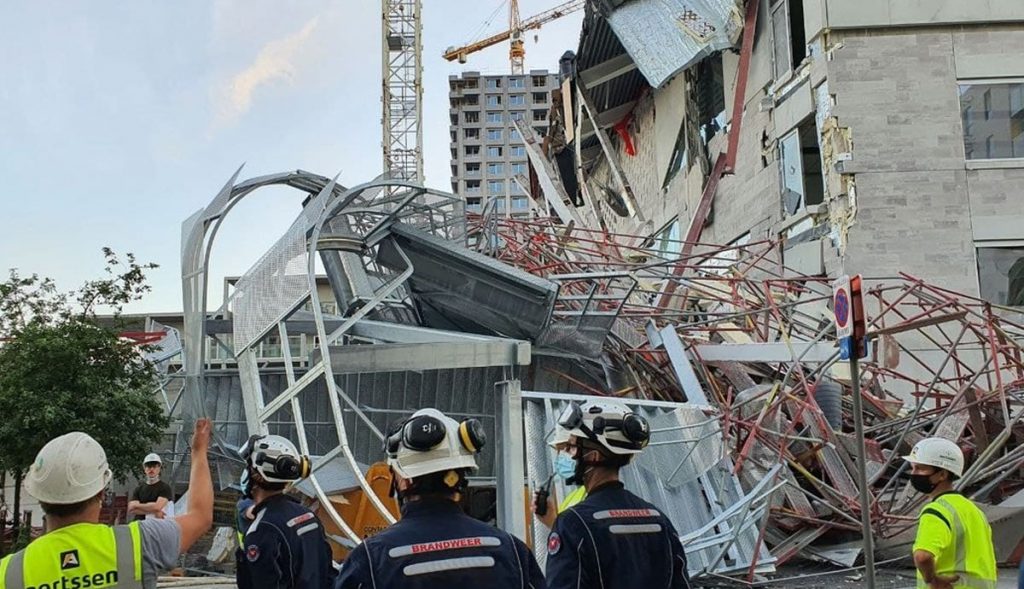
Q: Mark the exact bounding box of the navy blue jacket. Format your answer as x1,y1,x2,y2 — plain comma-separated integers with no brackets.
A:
545,481,691,589
335,497,545,589
237,493,337,589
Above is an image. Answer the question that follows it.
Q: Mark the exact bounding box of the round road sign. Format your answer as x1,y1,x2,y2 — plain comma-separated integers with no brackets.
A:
835,289,850,329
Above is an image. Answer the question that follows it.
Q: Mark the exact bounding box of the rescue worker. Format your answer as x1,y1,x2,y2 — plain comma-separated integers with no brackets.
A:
127,453,174,520
335,408,546,589
235,470,255,546
0,419,214,589
545,400,690,589
905,437,997,589
534,427,586,530
236,434,335,589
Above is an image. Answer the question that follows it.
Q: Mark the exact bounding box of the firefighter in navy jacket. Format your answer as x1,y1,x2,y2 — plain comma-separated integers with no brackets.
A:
237,434,336,589
335,408,546,589
543,400,691,589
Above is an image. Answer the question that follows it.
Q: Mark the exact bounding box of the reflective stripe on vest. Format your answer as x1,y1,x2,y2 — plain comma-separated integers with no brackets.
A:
915,499,996,589
0,523,142,589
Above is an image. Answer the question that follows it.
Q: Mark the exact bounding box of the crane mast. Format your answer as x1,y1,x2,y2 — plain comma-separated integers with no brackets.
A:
382,0,423,187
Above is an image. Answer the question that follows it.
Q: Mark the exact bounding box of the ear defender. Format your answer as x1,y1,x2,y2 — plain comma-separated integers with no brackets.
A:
458,418,486,453
403,415,447,451
621,413,650,447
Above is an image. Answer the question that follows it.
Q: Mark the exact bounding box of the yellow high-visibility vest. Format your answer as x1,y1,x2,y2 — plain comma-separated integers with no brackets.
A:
0,521,143,589
913,493,997,589
558,486,587,513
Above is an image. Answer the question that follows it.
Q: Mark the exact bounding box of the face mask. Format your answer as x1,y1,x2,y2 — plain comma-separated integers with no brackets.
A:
911,473,938,494
145,473,160,485
554,453,576,481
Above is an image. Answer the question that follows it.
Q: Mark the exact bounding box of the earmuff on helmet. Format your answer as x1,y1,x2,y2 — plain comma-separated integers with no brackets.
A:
253,451,311,481
592,413,650,447
384,414,486,455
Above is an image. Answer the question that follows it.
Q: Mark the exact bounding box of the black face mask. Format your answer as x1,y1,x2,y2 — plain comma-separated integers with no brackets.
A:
911,473,939,494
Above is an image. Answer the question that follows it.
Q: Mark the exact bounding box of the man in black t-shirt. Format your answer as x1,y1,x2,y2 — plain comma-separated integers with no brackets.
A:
128,452,174,521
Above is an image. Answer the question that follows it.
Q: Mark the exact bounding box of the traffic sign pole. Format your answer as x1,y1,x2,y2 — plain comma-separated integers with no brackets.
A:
833,275,874,589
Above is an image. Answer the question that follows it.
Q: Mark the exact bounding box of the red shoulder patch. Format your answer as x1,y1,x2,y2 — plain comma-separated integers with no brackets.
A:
547,532,561,555
246,544,260,562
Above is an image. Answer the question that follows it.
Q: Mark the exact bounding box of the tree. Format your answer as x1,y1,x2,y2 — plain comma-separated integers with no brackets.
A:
0,250,167,542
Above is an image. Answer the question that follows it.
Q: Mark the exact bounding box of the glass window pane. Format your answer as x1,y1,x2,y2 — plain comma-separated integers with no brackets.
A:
771,3,790,80
977,246,1024,306
779,130,804,215
959,82,1024,159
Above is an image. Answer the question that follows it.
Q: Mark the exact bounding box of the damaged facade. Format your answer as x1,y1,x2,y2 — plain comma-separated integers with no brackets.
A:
529,0,1024,304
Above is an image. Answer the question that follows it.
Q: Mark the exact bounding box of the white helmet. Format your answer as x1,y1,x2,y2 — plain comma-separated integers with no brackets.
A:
241,434,311,483
547,426,572,449
557,399,650,456
143,453,162,466
385,408,485,480
26,432,113,504
904,437,965,478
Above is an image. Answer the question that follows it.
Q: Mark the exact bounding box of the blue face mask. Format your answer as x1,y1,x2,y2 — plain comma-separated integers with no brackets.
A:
554,453,577,480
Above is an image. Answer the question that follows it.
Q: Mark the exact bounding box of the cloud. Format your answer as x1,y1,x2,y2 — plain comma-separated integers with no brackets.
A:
214,16,320,127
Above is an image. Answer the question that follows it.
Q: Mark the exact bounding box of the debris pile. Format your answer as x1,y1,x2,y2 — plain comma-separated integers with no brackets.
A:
469,214,1024,572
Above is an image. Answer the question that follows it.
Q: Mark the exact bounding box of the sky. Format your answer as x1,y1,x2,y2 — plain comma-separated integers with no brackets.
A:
0,1,583,313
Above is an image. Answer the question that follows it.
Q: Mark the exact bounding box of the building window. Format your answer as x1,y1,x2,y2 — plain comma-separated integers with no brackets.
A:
510,111,525,122
771,0,807,80
260,335,282,358
510,146,526,157
487,128,502,141
532,75,547,87
487,146,503,158
510,128,521,141
532,92,547,104
486,78,502,90
486,95,502,107
977,246,1024,306
464,111,479,123
465,163,480,176
488,180,504,194
320,301,338,315
464,78,479,89
509,77,525,89
652,220,682,257
533,110,547,122
466,180,481,193
465,94,479,106
512,196,529,210
465,145,480,157
486,111,503,124
779,119,824,217
510,94,526,106
959,81,1024,160
511,162,527,175
464,128,479,139
487,163,504,175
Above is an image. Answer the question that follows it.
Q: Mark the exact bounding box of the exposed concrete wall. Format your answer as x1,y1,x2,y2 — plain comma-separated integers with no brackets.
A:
824,0,1024,30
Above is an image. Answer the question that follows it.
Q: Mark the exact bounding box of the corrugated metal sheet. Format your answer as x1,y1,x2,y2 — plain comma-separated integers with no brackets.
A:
606,0,742,89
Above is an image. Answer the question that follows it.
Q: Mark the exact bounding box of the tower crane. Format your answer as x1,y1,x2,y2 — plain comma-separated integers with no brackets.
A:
382,0,423,187
443,0,584,75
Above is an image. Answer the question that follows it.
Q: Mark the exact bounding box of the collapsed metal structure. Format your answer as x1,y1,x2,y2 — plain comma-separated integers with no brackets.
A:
176,171,1024,580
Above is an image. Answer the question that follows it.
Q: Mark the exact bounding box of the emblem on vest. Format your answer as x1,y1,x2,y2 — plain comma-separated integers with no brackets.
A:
60,549,81,570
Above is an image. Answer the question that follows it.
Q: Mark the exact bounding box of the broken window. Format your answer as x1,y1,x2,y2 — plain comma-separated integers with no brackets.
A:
958,81,1024,159
779,118,824,216
977,246,1024,306
696,53,726,141
771,0,807,80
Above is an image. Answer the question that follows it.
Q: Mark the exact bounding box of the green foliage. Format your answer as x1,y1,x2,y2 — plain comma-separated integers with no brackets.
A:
0,250,167,485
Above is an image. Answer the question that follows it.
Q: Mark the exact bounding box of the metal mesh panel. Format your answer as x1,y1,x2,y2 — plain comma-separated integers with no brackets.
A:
232,217,310,353
524,401,551,568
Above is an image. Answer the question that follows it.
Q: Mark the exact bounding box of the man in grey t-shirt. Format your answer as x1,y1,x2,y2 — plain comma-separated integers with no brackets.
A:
0,420,215,589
